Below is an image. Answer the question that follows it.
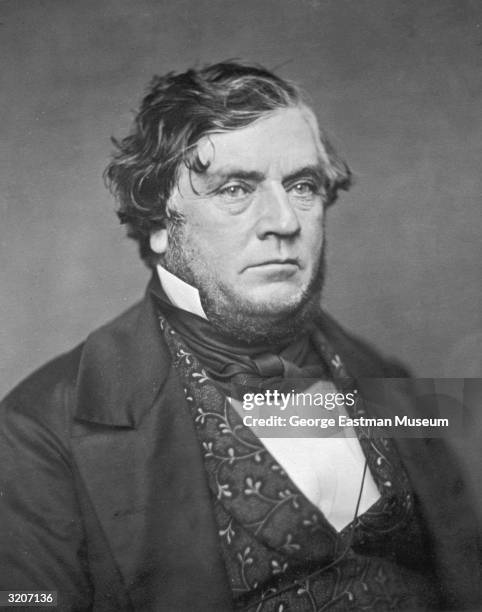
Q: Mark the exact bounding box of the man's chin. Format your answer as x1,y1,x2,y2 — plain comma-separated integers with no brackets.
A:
234,289,308,317
199,284,322,346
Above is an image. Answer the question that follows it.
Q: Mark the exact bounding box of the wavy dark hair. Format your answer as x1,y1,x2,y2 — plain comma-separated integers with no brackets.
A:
104,60,352,266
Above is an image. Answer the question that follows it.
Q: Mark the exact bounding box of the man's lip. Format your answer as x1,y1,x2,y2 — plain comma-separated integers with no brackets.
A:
244,259,300,270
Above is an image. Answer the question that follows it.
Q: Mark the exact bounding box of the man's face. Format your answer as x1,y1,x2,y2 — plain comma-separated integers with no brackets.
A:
153,107,327,342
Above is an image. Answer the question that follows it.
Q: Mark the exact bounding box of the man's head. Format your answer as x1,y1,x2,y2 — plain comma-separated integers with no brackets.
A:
105,61,352,343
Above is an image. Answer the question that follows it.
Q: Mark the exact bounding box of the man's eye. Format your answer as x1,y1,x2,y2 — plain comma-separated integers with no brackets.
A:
289,182,316,197
219,184,249,199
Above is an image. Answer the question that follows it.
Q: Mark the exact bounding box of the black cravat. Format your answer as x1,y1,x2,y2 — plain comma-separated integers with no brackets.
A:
150,282,329,393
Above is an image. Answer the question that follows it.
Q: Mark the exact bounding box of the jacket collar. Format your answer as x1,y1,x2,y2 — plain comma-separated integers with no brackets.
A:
74,273,170,428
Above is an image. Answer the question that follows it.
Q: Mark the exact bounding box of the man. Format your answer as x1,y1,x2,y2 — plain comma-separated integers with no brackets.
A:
0,61,479,611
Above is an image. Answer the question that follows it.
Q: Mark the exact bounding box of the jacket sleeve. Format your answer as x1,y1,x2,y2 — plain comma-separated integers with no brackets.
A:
0,352,93,611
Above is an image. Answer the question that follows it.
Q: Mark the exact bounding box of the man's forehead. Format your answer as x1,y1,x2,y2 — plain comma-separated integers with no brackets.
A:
194,107,324,176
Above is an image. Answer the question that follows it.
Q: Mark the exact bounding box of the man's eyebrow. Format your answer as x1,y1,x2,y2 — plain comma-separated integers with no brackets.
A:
281,164,326,185
204,168,266,184
201,164,325,188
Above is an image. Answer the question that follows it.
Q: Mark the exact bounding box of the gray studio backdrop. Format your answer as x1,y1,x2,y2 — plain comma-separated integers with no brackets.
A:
1,2,481,390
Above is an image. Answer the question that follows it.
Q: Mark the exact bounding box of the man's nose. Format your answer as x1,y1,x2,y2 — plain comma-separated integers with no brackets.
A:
255,185,301,239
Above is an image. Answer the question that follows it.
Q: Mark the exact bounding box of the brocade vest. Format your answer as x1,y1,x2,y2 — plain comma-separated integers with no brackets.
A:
159,314,441,611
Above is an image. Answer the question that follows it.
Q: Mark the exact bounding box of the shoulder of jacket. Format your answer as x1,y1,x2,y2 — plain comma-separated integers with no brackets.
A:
318,310,411,378
0,299,151,427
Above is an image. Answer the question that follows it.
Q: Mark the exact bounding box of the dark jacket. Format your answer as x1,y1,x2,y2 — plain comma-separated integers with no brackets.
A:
0,280,480,611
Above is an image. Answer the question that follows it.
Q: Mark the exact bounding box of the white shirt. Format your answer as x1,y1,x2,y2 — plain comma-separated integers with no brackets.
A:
156,264,380,530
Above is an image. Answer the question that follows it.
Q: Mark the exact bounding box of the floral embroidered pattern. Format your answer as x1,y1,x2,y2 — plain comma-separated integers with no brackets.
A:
159,315,437,610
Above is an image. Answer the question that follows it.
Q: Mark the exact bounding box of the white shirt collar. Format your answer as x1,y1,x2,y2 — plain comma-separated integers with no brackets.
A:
156,264,208,320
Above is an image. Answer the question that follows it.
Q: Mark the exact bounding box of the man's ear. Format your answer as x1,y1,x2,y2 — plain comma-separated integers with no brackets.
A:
150,228,169,255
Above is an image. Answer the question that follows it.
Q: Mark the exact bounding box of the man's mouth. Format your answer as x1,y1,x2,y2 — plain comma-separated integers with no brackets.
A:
245,258,300,270
242,259,301,280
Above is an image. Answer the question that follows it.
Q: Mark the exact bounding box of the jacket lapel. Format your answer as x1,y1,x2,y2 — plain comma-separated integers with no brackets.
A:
316,314,481,607
71,276,232,611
